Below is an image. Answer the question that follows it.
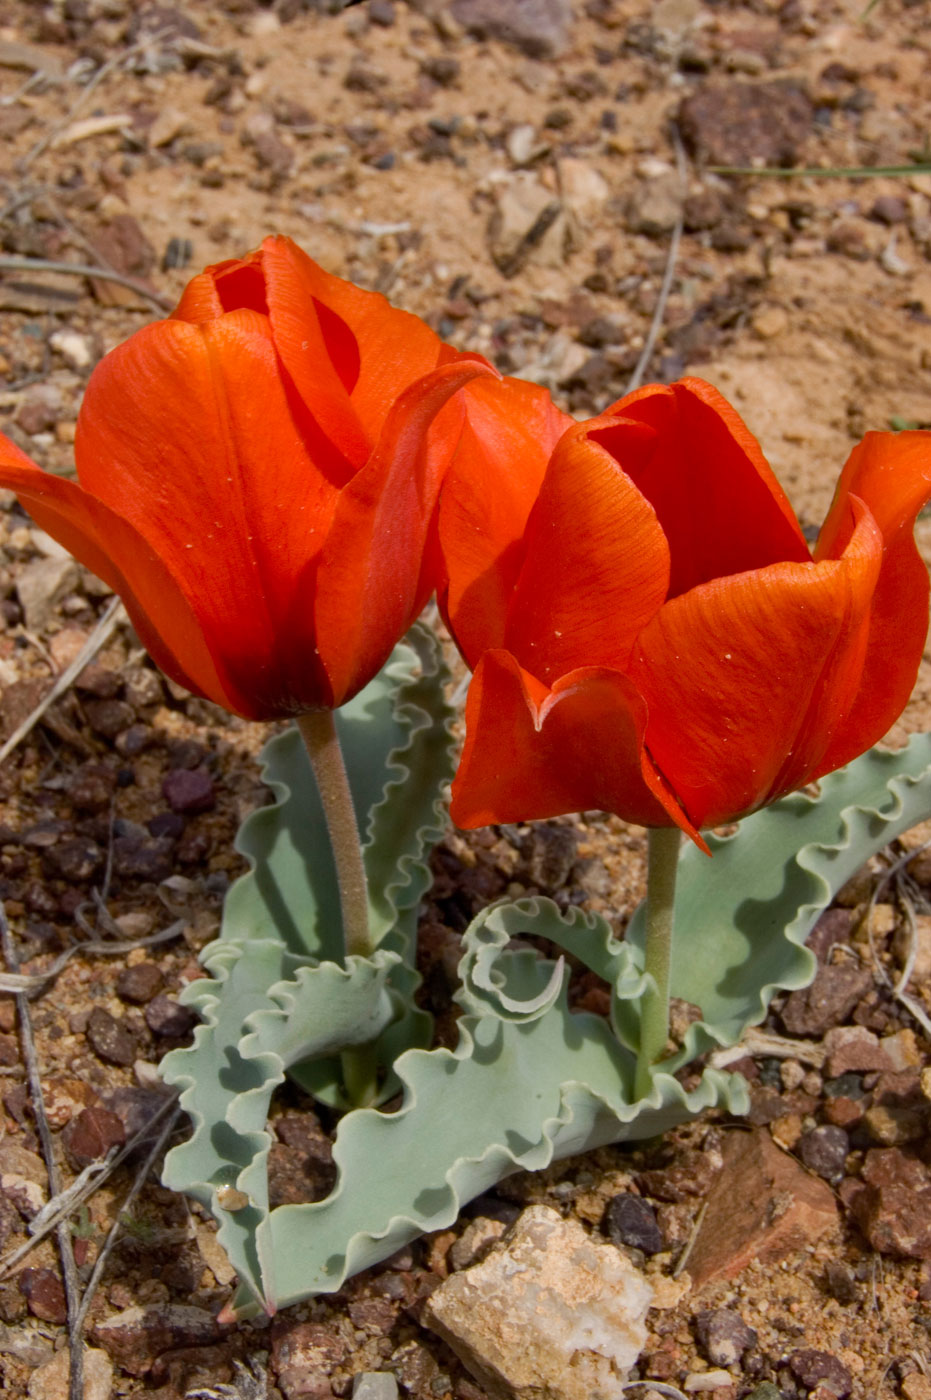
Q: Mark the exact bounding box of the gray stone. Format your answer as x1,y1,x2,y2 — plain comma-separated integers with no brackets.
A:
0,1320,53,1368
451,0,574,58
16,556,80,631
449,1216,508,1270
424,1204,652,1400
48,329,94,370
487,175,566,278
694,1308,756,1367
626,174,683,237
352,1375,398,1400
506,124,539,166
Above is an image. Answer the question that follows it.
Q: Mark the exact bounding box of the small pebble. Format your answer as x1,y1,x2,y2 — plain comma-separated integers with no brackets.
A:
797,1124,849,1180
83,698,135,739
602,1193,664,1254
823,1259,858,1303
367,0,395,24
147,811,186,840
86,1008,137,1067
63,1106,126,1167
18,1268,67,1325
112,835,175,882
162,768,216,814
41,837,104,883
352,1373,399,1400
48,329,93,370
789,1348,853,1398
694,1308,757,1366
870,195,908,225
116,963,164,1004
683,1372,736,1392
145,994,197,1039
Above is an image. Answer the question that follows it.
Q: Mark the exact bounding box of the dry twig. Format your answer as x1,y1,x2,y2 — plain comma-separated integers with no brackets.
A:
0,901,85,1400
20,29,174,169
864,842,931,1038
624,124,687,395
0,918,185,995
0,596,126,767
72,1101,182,1337
0,1086,180,1278
0,255,172,312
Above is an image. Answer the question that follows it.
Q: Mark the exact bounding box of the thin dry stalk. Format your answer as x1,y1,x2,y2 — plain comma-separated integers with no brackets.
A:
72,1102,182,1335
0,918,185,995
623,124,687,395
0,902,85,1400
864,843,931,1038
0,1087,179,1278
0,256,172,312
621,1384,689,1399
0,597,126,767
20,29,174,169
673,1198,707,1279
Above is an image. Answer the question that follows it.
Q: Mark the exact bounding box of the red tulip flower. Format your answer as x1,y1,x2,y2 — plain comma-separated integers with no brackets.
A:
0,236,492,719
441,377,931,847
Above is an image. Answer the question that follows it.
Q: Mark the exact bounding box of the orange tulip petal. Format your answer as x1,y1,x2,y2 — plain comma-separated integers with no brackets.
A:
503,420,670,681
601,378,810,598
0,434,237,710
437,375,573,664
630,504,885,829
315,358,496,706
74,312,340,713
812,429,931,775
257,237,372,470
259,236,450,443
450,650,702,843
172,267,228,322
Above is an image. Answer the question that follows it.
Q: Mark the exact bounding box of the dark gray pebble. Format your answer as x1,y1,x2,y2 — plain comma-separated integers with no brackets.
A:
602,1193,663,1254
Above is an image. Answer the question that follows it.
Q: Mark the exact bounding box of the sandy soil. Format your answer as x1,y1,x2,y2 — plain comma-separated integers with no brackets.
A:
0,1,930,1398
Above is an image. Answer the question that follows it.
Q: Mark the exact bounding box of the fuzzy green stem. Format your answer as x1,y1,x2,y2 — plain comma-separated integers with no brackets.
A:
296,710,373,959
297,711,378,1107
634,826,681,1100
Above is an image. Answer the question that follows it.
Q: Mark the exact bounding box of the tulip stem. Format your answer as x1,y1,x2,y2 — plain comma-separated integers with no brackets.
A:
297,710,373,961
297,710,378,1108
633,826,682,1100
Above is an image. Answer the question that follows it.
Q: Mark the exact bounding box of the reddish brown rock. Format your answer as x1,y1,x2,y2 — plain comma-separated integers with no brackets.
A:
779,963,872,1037
162,768,215,814
116,962,165,1004
789,1348,852,1398
823,1025,894,1077
19,1267,67,1324
271,1320,346,1399
636,1145,722,1203
62,1106,126,1168
850,1148,931,1258
450,0,573,58
683,1129,838,1288
92,1304,223,1375
88,213,158,306
678,81,813,167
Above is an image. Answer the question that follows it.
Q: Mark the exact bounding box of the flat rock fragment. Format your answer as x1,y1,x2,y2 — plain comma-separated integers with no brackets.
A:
487,175,566,277
849,1147,931,1257
678,81,813,167
684,1129,838,1287
423,1204,652,1400
451,0,573,58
